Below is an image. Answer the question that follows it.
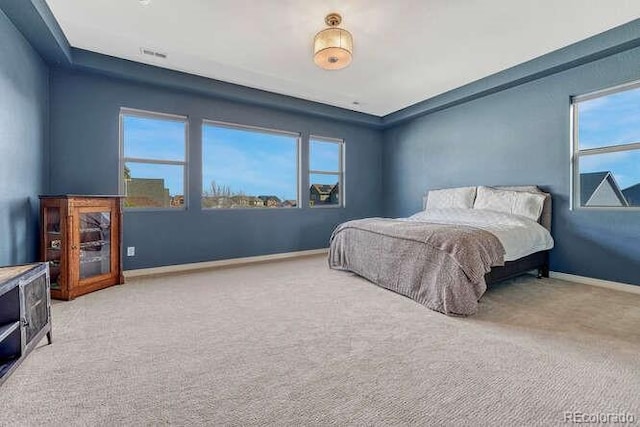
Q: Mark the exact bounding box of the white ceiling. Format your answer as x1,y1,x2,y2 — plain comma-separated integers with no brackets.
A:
45,0,640,116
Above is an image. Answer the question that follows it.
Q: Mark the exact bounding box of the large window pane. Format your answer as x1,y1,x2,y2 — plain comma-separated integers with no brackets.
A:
124,163,185,208
578,149,640,207
202,123,298,209
121,110,187,210
122,115,186,161
309,137,343,207
577,86,640,150
573,82,640,209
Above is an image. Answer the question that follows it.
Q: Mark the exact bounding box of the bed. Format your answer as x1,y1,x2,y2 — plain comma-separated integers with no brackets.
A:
329,186,554,316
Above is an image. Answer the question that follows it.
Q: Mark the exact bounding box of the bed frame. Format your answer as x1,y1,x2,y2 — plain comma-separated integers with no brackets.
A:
485,250,549,284
484,186,552,286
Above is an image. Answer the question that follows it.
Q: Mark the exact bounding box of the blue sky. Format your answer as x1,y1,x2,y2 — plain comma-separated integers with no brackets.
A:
124,117,341,199
578,88,640,190
310,140,340,172
125,94,639,197
123,116,185,196
202,125,298,200
309,140,341,195
123,115,185,161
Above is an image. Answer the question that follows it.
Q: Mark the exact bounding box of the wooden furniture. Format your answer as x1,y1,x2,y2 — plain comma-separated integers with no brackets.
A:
0,263,52,386
40,195,124,300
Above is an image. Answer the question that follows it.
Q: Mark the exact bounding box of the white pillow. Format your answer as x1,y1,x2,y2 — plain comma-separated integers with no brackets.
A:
474,186,545,221
425,187,477,210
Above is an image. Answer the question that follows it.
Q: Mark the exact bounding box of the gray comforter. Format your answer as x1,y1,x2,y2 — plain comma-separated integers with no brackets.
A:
329,218,505,315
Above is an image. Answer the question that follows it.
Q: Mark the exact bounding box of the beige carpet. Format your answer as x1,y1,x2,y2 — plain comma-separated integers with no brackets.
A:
1,255,639,426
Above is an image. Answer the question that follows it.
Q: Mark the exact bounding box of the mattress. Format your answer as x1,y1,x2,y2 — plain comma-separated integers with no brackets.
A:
403,208,554,261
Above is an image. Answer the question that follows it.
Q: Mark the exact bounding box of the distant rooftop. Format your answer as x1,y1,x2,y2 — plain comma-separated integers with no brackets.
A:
580,171,628,207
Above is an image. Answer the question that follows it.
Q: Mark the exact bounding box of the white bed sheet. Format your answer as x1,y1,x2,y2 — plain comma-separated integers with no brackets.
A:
404,208,554,261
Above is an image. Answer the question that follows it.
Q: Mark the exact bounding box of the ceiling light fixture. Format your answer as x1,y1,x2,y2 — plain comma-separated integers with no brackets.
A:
313,13,353,70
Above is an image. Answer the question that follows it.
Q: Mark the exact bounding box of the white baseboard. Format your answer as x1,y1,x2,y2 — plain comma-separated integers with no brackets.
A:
550,271,640,295
124,248,329,279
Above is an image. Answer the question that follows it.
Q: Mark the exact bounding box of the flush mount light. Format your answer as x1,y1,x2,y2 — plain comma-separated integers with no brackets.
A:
139,0,151,5
313,13,353,70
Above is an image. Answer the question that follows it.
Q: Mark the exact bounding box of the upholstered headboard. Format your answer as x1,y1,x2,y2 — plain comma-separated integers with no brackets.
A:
422,185,552,232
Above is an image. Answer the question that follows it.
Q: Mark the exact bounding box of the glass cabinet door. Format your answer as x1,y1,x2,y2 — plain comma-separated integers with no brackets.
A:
78,211,112,280
43,206,62,290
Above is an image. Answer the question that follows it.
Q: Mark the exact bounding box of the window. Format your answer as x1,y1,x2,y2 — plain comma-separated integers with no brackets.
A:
572,82,640,209
309,136,344,207
120,109,188,209
202,121,299,209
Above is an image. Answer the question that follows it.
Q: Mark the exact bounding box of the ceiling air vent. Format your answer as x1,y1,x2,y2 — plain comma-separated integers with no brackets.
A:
140,48,167,59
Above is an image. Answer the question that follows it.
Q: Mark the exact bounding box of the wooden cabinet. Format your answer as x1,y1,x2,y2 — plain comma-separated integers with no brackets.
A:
39,195,124,300
0,263,52,386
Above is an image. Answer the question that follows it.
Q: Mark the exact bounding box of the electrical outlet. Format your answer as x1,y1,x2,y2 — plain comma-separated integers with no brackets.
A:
127,246,135,257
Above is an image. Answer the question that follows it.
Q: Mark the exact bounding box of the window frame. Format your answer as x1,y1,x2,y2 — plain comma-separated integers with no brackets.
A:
309,135,345,209
201,119,301,210
570,81,640,211
119,108,189,211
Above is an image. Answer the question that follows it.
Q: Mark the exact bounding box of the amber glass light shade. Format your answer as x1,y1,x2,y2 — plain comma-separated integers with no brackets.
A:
313,27,353,70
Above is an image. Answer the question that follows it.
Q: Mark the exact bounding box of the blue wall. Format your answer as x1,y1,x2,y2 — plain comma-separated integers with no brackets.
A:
0,9,48,266
49,69,383,269
3,0,639,284
383,45,640,286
